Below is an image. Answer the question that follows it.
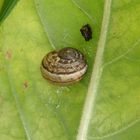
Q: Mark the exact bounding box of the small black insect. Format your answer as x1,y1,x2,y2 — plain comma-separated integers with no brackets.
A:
80,24,92,41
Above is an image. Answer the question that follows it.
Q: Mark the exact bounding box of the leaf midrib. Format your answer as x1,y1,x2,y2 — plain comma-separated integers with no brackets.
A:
76,0,112,140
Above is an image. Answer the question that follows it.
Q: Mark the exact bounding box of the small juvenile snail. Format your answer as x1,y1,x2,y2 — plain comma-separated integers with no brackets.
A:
40,47,87,84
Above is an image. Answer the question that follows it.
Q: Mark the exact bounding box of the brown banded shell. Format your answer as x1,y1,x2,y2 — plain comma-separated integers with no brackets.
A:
40,47,87,84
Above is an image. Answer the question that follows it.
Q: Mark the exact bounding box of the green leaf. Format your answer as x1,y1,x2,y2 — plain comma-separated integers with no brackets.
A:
0,0,140,140
0,0,19,23
77,0,140,140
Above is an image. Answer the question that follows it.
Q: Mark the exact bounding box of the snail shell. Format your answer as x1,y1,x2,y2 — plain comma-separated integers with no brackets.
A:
40,47,87,84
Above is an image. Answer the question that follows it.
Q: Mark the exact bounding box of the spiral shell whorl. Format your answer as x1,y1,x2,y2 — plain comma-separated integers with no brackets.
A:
41,47,87,84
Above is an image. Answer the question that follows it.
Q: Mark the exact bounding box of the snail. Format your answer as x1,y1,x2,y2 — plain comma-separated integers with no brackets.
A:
40,47,87,84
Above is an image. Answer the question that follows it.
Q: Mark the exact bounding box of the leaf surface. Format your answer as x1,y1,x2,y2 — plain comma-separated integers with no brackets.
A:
77,0,140,140
0,0,140,140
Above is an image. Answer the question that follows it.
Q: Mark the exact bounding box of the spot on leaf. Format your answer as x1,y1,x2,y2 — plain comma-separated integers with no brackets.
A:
5,50,12,60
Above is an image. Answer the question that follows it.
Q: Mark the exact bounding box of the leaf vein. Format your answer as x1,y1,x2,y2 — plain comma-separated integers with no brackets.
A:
76,0,112,140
